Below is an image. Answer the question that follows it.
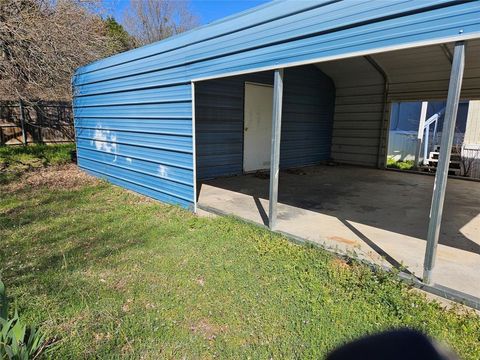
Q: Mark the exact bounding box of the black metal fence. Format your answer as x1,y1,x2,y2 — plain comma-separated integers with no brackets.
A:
0,101,74,146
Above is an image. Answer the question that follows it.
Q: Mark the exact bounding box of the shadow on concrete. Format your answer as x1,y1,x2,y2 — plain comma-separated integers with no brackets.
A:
198,164,480,256
339,219,416,277
253,196,269,226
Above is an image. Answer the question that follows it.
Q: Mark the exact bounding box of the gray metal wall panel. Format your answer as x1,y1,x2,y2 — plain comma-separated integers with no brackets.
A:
319,41,480,168
318,57,385,167
377,41,480,101
196,65,335,179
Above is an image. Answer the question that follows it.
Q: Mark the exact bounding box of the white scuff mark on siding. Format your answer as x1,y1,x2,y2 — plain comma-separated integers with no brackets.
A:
93,129,118,162
91,125,102,147
126,157,132,164
158,164,168,178
94,129,116,153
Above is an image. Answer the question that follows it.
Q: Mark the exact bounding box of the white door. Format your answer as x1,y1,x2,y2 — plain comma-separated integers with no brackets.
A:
243,82,274,172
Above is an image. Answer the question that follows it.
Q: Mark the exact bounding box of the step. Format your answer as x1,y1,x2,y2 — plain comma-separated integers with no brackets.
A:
427,163,461,171
428,165,461,171
421,166,462,176
427,159,461,165
427,152,461,161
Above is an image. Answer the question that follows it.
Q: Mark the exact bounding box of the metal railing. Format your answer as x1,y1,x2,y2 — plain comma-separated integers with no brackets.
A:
421,108,445,165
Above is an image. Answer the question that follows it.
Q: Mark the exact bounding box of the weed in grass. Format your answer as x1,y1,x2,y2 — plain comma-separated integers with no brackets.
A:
0,279,47,359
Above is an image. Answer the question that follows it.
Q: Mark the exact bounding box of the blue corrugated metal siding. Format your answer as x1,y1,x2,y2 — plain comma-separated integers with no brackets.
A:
74,82,194,209
281,65,335,168
75,1,479,87
196,65,334,179
72,0,480,208
195,72,273,179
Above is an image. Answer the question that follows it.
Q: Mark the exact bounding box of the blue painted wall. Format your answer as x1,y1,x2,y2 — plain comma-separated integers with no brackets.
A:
196,65,335,179
72,0,480,208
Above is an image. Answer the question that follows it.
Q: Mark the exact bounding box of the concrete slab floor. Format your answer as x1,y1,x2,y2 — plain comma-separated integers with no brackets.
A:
197,165,480,299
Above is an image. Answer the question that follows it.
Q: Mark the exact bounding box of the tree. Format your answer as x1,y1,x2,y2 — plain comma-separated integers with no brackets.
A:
458,144,479,178
0,0,120,101
104,16,135,54
123,0,199,47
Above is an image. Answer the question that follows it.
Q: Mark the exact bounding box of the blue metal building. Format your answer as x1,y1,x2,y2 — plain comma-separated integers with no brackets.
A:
73,0,480,296
73,0,480,210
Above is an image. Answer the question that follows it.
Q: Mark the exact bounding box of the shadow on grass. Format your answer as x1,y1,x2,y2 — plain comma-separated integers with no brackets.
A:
0,184,164,295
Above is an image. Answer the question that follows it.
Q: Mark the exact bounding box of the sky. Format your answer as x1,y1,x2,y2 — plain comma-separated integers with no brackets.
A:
105,0,271,25
191,0,270,24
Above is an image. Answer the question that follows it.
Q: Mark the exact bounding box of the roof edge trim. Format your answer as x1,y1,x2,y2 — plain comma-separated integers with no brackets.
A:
191,32,480,83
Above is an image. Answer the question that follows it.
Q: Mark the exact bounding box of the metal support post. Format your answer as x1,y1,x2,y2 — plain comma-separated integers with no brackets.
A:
423,42,465,284
268,69,284,230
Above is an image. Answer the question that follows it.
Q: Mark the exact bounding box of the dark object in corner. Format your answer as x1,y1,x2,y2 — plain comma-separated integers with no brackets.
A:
70,149,77,164
326,329,458,360
253,171,269,179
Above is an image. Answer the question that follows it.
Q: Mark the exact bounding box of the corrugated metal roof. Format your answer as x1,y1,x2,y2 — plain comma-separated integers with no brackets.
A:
72,0,480,208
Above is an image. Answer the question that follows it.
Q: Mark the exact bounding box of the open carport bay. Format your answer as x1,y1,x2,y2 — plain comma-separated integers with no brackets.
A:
197,165,480,298
193,39,480,303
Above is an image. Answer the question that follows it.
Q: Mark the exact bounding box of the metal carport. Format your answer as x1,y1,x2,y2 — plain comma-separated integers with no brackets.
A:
72,0,480,306
194,38,480,305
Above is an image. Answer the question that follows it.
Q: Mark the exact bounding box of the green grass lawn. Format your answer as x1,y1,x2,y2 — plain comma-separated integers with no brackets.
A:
0,143,75,184
1,146,479,359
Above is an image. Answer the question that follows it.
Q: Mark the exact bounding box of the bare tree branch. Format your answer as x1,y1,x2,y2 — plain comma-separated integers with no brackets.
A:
0,0,121,101
122,0,199,46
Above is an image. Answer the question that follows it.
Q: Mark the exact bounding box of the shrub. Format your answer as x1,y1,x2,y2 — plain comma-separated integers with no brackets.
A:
386,157,415,170
0,280,45,359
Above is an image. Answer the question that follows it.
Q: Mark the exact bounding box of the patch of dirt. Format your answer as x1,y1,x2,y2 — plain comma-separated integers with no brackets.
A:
195,276,205,287
121,343,134,356
123,189,157,205
2,164,99,192
55,311,90,334
327,235,358,246
94,332,112,343
122,299,133,313
331,257,350,270
113,277,128,291
190,319,226,341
